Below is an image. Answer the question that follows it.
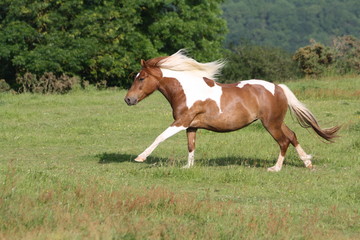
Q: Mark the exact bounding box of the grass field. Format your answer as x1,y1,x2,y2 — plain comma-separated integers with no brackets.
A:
0,76,359,239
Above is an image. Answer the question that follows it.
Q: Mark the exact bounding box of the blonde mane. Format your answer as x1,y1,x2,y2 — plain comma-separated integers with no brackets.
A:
156,49,225,80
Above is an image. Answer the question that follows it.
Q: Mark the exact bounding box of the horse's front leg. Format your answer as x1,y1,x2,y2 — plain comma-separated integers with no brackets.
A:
134,125,187,162
182,128,197,168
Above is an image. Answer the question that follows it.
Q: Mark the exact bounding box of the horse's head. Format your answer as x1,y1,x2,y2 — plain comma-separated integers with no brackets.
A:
124,59,162,106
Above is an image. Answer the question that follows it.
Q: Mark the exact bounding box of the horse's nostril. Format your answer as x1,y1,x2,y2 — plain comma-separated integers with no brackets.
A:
125,96,137,105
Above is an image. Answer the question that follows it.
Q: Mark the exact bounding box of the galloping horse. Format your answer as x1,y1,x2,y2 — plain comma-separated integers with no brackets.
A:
124,50,340,171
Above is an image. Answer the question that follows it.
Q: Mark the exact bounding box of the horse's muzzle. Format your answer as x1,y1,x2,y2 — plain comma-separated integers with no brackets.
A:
124,96,138,106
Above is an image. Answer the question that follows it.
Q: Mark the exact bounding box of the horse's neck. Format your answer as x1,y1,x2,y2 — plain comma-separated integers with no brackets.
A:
158,78,184,110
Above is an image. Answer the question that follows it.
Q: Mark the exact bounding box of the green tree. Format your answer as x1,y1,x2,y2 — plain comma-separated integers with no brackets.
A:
0,0,227,88
220,42,300,82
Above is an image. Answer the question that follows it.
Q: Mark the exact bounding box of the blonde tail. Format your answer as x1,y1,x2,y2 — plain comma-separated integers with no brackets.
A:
279,84,340,142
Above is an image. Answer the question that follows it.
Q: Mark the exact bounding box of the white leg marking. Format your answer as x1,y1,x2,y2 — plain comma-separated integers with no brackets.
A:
295,145,313,168
135,126,187,162
182,150,195,168
267,153,285,172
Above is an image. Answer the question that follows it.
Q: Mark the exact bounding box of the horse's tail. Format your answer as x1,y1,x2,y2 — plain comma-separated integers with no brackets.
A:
278,84,340,142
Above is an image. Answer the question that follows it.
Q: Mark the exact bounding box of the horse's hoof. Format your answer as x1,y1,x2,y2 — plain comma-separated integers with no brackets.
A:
304,159,313,169
267,166,281,172
134,156,146,162
306,163,316,171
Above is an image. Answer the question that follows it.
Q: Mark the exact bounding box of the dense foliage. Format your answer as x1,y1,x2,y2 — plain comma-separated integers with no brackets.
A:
220,43,300,82
332,35,360,74
1,0,359,91
0,0,227,88
293,36,360,77
222,35,360,81
293,40,333,76
223,0,360,52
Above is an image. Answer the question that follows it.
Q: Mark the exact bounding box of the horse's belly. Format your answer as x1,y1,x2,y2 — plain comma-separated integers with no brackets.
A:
190,110,257,132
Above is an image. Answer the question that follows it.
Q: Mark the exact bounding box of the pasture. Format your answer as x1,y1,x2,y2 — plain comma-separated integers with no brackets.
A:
0,76,359,239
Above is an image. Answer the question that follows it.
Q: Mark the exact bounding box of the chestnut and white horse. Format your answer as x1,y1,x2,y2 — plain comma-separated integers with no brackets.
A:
124,50,340,171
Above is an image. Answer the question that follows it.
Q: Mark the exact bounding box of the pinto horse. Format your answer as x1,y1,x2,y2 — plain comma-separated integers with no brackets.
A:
124,50,340,172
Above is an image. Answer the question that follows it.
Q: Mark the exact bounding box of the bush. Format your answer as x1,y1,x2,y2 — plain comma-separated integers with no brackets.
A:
332,35,360,74
220,44,301,83
16,72,79,94
0,79,11,92
293,36,360,76
293,40,333,77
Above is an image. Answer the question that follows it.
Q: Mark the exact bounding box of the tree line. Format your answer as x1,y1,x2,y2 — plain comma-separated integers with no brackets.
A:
0,0,359,93
0,0,226,91
223,0,360,52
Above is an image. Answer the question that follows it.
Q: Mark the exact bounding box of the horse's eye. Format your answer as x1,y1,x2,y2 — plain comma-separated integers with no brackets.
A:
139,77,145,81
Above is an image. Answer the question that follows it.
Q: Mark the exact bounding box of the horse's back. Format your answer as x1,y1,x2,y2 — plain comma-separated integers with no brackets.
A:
224,81,288,122
216,80,287,128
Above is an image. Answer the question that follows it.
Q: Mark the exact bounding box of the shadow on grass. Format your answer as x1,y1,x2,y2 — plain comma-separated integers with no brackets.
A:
206,156,306,168
95,152,307,168
198,156,272,168
97,153,166,165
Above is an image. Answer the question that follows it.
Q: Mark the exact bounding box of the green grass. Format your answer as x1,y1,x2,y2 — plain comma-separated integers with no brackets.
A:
0,76,359,239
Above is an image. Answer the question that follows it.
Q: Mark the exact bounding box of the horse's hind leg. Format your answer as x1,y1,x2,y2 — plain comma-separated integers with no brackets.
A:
281,124,313,168
263,122,291,172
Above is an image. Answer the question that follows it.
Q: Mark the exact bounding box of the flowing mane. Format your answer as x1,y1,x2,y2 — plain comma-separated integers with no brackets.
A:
155,49,225,80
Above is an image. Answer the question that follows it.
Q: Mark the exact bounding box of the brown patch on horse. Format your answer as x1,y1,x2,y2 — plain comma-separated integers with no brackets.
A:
203,77,215,87
158,77,189,119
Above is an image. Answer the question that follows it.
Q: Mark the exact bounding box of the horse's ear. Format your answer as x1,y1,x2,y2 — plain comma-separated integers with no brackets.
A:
140,59,146,67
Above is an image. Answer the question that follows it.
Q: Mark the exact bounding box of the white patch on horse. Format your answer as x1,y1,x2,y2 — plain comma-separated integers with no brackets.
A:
267,153,284,172
183,150,195,168
135,126,187,162
237,80,275,96
135,72,140,79
295,144,313,168
161,68,223,112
